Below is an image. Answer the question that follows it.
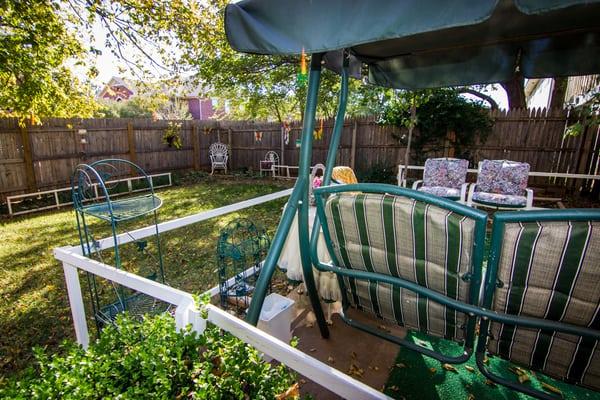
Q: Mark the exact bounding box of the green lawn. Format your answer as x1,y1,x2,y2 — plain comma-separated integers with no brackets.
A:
0,176,292,378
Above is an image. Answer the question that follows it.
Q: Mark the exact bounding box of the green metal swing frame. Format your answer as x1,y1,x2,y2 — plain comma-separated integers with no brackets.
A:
243,49,600,399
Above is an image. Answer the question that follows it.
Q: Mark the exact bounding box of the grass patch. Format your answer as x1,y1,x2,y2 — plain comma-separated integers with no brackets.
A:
0,176,292,378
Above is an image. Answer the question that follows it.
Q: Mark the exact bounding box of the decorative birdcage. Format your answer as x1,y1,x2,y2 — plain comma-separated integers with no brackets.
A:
217,218,271,314
71,159,168,330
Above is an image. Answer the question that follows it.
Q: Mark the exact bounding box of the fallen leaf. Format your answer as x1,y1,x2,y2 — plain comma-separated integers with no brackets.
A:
442,364,458,373
327,356,335,364
389,385,400,392
348,362,363,378
464,365,475,373
467,394,475,400
429,367,437,374
518,374,530,384
309,348,317,352
395,363,407,369
351,351,358,360
541,382,562,396
485,379,497,388
276,383,299,400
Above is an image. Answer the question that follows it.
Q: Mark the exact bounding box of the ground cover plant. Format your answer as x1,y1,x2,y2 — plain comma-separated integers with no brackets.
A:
0,176,291,378
0,313,297,399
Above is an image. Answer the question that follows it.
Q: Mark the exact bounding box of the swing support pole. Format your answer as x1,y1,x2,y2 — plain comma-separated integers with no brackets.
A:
246,53,327,329
306,52,350,336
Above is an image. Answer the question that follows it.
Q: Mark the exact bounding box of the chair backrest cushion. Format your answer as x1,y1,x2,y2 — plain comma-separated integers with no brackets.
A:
423,158,468,189
332,166,358,185
476,160,529,195
324,192,478,341
487,220,600,390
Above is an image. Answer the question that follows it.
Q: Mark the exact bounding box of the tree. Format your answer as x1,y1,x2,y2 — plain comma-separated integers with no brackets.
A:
379,88,494,164
0,0,98,121
501,73,527,109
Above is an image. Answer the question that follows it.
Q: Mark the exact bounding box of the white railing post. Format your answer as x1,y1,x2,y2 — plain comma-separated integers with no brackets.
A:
174,298,206,334
62,262,90,349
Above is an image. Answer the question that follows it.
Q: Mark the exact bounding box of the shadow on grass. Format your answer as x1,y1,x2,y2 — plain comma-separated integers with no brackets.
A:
0,177,291,378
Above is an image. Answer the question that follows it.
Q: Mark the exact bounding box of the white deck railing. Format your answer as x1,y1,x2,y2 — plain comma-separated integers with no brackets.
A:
397,164,600,187
54,188,389,400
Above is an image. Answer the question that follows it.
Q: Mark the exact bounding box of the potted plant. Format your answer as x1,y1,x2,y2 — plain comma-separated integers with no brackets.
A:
162,121,183,149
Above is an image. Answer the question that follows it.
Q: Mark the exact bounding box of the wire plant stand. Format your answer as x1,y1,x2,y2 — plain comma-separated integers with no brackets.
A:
71,159,169,331
217,218,272,315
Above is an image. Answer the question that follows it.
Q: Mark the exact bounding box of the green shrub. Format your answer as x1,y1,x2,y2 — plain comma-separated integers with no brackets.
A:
357,162,397,185
0,313,296,399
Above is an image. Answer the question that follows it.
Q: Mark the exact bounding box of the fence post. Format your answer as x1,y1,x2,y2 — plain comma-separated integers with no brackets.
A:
228,128,233,170
280,125,285,165
192,124,200,170
19,124,36,191
350,120,357,169
62,262,90,349
127,122,137,165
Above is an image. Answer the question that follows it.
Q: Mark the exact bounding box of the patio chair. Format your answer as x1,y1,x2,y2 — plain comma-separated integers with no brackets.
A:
209,142,229,175
260,151,279,176
309,163,325,203
412,158,469,201
311,183,488,363
331,166,358,185
476,209,600,399
467,159,533,209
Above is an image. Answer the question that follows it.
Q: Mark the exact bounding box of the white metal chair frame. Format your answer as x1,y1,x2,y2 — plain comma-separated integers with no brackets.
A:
309,163,326,201
209,142,229,175
260,151,280,176
466,161,534,210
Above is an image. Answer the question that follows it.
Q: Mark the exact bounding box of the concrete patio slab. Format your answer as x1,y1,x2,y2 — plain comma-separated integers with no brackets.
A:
288,290,406,399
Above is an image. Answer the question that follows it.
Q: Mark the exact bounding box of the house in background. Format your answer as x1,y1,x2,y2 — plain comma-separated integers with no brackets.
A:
173,81,216,120
98,77,134,102
525,74,600,109
97,76,217,120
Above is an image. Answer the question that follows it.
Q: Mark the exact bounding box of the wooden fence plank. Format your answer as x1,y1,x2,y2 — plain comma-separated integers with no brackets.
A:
0,109,596,202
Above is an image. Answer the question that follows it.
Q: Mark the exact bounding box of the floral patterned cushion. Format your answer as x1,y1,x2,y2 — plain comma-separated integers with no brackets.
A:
472,192,527,207
422,158,468,189
418,186,461,199
476,160,530,196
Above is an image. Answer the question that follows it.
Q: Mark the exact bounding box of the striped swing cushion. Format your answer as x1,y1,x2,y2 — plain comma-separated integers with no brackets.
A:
488,221,600,390
324,193,477,342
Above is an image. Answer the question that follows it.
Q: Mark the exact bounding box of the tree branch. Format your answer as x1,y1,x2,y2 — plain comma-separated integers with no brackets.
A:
457,88,499,110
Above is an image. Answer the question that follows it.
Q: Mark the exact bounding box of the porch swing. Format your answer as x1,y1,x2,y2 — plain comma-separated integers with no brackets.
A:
224,1,600,398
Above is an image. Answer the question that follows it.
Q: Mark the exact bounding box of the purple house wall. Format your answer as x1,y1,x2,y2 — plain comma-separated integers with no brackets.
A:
187,98,215,120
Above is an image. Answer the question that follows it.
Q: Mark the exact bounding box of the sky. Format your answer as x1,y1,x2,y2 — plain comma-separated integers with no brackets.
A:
83,20,511,109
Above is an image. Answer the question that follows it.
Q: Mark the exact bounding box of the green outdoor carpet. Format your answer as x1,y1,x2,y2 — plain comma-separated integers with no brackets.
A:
384,332,600,400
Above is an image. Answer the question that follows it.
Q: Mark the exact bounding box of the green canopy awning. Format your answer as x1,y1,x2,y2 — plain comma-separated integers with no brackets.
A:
225,0,600,88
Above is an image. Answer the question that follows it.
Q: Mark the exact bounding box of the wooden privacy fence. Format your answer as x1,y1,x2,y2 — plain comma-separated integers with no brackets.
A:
1,109,599,202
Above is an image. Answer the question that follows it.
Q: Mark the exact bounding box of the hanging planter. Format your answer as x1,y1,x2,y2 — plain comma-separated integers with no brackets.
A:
162,122,183,149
